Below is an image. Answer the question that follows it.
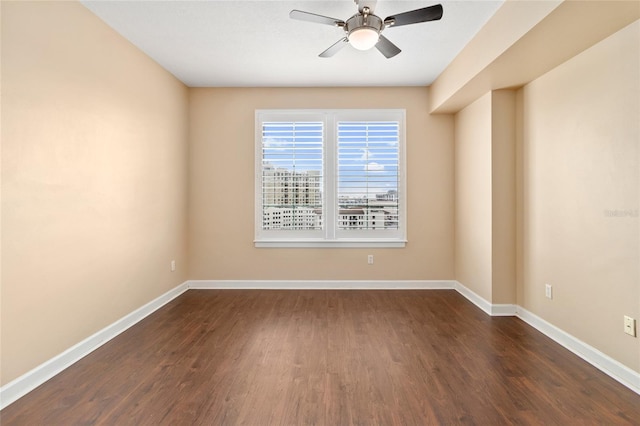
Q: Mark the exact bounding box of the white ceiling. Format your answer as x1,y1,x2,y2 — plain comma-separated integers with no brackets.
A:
81,0,504,87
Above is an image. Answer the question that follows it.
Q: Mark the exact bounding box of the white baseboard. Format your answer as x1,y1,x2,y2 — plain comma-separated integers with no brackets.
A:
516,306,640,395
0,281,189,410
491,303,519,316
453,281,517,316
187,279,456,290
453,281,493,314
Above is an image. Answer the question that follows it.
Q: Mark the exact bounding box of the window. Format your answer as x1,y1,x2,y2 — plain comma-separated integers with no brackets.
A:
255,110,406,247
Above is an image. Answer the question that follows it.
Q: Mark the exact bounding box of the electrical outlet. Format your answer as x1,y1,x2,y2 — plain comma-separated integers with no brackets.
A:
367,255,374,265
545,284,552,299
171,260,176,272
624,316,636,337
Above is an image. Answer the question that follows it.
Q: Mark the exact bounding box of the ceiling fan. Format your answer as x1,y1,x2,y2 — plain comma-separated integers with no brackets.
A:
290,0,443,58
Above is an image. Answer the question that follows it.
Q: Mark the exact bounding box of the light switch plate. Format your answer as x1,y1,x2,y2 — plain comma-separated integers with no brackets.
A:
624,316,636,337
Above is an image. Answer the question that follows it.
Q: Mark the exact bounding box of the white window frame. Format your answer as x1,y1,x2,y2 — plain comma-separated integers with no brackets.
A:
255,109,407,248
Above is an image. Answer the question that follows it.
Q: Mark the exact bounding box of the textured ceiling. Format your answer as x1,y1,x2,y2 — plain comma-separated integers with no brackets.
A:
81,0,504,87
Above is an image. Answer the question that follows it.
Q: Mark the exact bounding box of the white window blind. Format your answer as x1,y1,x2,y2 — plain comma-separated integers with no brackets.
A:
337,121,399,231
261,121,323,231
255,110,406,248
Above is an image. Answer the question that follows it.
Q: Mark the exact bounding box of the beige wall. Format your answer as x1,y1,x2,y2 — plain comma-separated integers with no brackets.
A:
491,90,516,305
189,87,454,281
455,90,516,304
1,1,189,385
455,93,493,301
431,0,640,113
454,90,516,304
519,21,639,371
429,0,561,113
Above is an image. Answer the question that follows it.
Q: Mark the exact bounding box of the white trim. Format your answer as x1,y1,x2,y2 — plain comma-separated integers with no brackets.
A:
453,281,493,315
254,240,407,248
490,303,519,316
516,306,640,395
187,280,455,290
453,281,517,316
0,281,189,410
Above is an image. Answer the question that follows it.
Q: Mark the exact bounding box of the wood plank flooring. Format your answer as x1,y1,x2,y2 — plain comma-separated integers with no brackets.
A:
1,290,639,425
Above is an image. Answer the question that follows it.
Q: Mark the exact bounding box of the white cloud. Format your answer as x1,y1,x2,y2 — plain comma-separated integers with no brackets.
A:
365,162,385,171
263,138,290,148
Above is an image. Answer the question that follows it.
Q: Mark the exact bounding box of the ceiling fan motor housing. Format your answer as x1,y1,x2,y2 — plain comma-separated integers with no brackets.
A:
345,13,384,34
345,13,383,50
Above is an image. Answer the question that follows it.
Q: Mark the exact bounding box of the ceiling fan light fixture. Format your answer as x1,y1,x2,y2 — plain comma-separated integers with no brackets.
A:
349,27,379,50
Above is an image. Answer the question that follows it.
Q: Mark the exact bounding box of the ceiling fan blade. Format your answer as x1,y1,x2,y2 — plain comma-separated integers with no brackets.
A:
356,0,378,14
375,35,401,58
319,37,349,58
290,10,345,26
385,4,443,28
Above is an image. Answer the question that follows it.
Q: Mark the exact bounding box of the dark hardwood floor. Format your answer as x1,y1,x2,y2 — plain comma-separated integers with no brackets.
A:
2,290,639,425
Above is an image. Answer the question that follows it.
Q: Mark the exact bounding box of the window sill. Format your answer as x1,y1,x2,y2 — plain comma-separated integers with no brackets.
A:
254,239,407,248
